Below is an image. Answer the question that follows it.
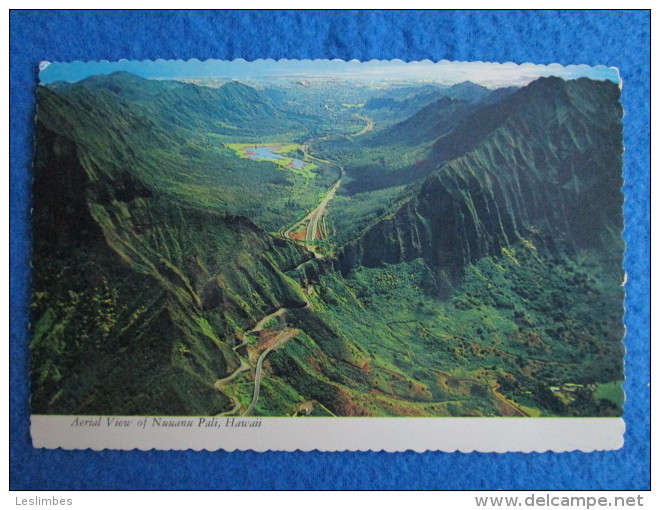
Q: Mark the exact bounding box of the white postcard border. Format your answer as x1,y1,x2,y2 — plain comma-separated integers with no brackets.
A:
31,415,624,452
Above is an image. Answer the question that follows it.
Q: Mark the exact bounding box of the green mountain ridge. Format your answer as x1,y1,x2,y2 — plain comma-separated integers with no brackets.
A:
30,72,625,417
32,119,312,414
51,71,311,136
365,81,491,112
368,97,475,147
338,76,624,273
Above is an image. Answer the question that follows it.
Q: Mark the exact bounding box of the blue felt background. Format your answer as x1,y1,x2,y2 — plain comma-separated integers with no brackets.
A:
9,10,650,490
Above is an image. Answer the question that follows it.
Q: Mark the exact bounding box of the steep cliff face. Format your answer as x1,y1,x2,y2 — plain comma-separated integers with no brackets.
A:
368,97,475,146
31,87,311,415
339,77,623,276
49,71,308,135
30,72,625,418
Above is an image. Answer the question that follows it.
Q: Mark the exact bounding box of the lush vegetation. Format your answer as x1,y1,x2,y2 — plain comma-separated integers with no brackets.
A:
31,72,625,417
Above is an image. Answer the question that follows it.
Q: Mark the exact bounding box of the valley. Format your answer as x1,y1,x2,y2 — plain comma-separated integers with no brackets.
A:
282,139,344,244
30,70,625,418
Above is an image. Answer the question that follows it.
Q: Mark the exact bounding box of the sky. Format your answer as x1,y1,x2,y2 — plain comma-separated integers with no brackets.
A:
38,58,620,89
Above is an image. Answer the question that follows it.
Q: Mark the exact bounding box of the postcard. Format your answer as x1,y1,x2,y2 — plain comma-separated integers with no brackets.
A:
30,59,625,451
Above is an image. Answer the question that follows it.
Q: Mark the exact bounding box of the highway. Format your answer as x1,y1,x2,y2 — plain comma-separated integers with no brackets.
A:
219,115,375,416
351,114,374,137
283,115,372,243
304,170,343,241
217,301,309,416
242,329,300,416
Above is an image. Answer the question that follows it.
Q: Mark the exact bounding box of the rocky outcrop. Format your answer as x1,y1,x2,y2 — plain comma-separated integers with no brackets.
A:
339,77,624,275
31,89,311,415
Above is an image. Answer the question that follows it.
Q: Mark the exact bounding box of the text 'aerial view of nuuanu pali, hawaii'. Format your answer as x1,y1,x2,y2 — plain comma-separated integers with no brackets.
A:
31,59,625,419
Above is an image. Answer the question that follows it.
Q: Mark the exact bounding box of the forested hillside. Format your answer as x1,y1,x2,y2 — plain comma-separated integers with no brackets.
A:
31,72,624,417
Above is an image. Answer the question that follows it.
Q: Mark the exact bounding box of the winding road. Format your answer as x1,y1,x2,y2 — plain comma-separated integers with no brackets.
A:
217,301,310,416
242,328,301,416
214,358,250,388
217,114,374,416
351,114,374,137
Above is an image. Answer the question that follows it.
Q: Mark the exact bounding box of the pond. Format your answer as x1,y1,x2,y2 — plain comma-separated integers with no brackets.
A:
244,146,306,169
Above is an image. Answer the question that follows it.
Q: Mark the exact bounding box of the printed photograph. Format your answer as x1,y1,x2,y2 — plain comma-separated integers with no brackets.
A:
31,59,625,418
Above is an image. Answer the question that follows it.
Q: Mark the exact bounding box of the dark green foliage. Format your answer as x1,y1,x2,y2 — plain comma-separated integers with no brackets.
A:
37,76,337,233
31,93,311,414
31,72,624,417
368,97,475,146
364,82,491,124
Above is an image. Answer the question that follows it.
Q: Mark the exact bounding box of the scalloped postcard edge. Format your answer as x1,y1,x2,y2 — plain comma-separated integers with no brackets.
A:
30,58,626,453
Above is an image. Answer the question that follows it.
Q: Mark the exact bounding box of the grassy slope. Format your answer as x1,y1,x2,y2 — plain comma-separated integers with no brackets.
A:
262,238,623,417
31,78,317,415
31,74,625,417
39,75,338,233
